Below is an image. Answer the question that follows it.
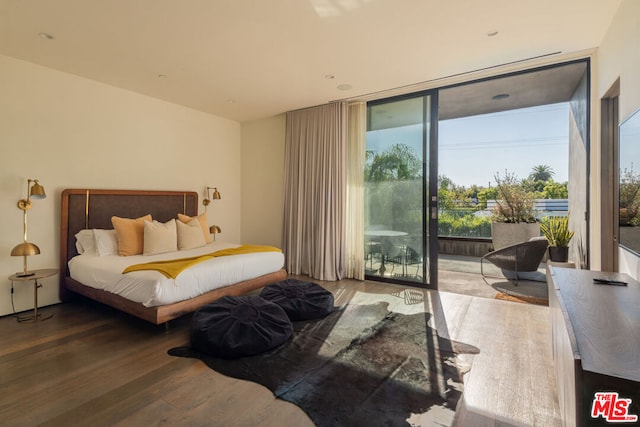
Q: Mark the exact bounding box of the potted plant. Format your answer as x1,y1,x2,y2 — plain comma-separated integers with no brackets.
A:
540,216,574,262
490,170,540,250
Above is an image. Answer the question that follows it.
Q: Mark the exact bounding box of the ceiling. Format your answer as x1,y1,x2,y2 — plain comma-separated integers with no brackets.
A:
438,61,589,120
368,61,589,130
0,0,621,123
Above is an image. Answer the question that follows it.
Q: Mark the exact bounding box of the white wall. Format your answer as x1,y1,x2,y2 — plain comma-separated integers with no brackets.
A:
0,54,242,316
597,0,640,277
240,114,286,247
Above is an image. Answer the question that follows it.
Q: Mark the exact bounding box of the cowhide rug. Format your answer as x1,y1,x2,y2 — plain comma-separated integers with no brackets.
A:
169,302,479,426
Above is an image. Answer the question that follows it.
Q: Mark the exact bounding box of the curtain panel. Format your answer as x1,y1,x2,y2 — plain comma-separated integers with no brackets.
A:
346,102,366,279
282,103,348,281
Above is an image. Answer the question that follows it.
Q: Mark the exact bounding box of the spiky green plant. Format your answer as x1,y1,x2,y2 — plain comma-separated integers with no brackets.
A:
540,216,574,247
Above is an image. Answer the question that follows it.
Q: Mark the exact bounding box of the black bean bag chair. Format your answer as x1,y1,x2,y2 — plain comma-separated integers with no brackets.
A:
190,295,292,359
259,279,334,321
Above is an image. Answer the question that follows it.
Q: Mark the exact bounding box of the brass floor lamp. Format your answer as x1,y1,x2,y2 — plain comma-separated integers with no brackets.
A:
11,179,46,277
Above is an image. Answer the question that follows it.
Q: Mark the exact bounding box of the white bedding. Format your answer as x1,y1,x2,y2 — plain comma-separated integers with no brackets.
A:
68,242,285,307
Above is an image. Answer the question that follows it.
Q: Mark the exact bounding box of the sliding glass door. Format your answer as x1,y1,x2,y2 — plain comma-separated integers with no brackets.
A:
363,60,589,289
365,93,437,287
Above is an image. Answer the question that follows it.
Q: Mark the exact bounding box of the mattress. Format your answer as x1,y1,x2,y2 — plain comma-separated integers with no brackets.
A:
68,242,285,307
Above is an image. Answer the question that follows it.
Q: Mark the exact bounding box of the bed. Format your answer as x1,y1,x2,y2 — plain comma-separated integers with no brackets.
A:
60,189,287,325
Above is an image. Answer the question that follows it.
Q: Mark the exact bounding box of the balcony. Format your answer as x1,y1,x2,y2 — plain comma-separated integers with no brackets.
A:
366,236,549,305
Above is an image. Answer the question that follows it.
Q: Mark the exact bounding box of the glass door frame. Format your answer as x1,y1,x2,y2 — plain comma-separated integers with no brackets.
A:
364,90,439,290
427,91,439,289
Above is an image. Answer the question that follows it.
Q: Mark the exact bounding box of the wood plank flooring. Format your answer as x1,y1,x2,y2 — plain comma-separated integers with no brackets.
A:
0,279,561,426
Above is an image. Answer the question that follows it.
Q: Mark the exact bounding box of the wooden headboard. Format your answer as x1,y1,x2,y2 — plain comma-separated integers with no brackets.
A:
59,189,198,300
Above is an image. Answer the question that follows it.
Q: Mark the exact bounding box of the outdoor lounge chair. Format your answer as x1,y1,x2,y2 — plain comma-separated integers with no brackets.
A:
480,236,548,285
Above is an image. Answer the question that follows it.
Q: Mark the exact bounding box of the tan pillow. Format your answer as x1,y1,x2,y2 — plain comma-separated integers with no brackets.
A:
111,214,152,256
176,218,206,250
143,219,177,255
178,212,212,243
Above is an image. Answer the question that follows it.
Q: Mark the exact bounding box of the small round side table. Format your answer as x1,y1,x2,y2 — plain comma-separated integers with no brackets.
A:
9,268,58,322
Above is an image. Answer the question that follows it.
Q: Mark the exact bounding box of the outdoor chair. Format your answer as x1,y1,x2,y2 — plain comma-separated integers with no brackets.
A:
387,245,423,279
480,237,548,285
365,239,383,273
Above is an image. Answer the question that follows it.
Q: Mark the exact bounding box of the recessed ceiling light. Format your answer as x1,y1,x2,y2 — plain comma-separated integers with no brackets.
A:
325,74,335,80
487,30,499,37
226,99,236,104
157,74,167,79
38,32,55,40
337,84,352,91
492,93,510,100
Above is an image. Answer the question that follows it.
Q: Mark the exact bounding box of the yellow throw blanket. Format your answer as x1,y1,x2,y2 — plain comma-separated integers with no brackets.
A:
122,245,282,279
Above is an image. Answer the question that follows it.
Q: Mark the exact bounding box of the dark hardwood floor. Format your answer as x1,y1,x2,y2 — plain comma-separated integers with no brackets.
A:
0,279,560,426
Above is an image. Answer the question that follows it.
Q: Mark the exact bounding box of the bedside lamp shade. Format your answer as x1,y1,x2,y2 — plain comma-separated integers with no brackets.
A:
209,225,221,241
11,242,41,257
29,181,46,199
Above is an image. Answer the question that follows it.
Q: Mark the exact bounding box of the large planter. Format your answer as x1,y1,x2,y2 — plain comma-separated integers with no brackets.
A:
548,246,569,262
491,222,541,250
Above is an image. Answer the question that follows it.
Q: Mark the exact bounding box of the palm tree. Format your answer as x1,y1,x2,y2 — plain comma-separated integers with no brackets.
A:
366,144,422,182
529,165,554,182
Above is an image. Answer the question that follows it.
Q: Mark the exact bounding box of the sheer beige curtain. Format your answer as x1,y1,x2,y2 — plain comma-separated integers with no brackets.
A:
345,102,366,279
282,102,348,281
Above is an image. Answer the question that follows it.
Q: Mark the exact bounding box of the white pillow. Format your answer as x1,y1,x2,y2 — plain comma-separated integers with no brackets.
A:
176,218,206,250
93,229,118,256
75,229,96,255
177,212,212,243
143,219,178,255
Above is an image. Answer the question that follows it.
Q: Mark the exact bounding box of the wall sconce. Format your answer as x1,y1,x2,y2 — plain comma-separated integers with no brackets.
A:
202,186,221,211
11,179,46,277
209,225,221,241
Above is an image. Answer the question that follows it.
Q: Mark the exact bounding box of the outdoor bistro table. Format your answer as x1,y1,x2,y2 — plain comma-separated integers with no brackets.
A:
364,230,409,275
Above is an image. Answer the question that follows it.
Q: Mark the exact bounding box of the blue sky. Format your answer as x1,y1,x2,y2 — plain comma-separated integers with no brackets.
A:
367,103,570,188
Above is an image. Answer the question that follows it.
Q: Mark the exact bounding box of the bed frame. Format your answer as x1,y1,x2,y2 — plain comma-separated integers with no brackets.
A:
60,189,286,325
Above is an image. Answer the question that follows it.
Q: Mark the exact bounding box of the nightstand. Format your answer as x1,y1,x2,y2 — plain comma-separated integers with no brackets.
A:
9,268,58,322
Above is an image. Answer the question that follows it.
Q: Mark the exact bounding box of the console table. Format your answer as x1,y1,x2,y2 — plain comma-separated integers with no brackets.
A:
547,266,640,426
